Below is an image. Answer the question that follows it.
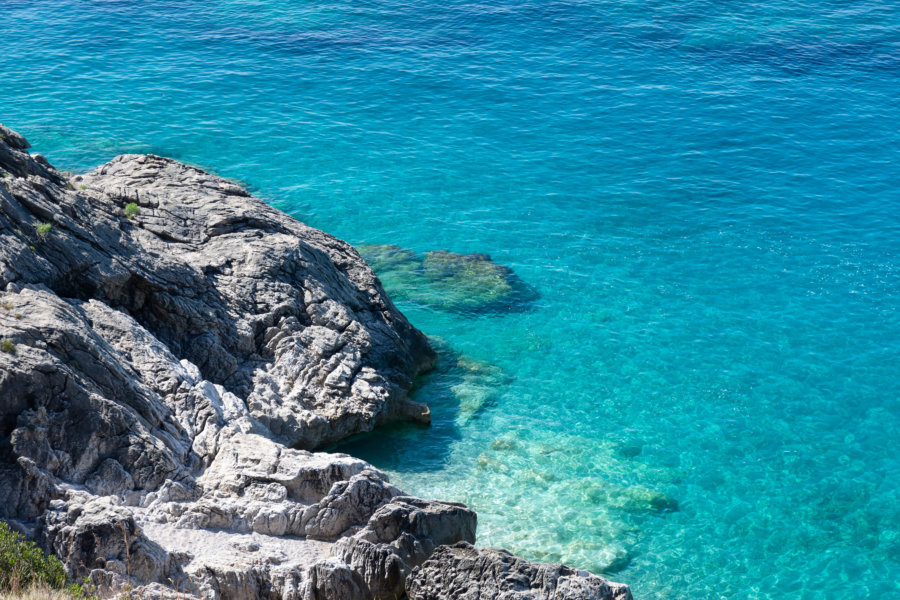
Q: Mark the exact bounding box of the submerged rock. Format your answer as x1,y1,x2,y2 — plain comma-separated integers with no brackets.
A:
490,438,517,452
355,245,538,314
407,542,633,600
583,482,679,514
450,356,511,425
355,243,421,273
422,250,518,311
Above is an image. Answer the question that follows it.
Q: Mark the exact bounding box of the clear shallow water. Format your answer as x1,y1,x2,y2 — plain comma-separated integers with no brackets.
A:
2,0,899,597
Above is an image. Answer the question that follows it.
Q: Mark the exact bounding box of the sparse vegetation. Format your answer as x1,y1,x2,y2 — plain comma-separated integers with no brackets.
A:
0,173,8,179
0,522,99,599
0,521,66,592
79,185,87,190
0,586,80,599
124,203,141,219
0,340,14,354
36,223,52,239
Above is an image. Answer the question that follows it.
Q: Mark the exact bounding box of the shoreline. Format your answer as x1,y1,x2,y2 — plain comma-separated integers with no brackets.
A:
0,123,631,600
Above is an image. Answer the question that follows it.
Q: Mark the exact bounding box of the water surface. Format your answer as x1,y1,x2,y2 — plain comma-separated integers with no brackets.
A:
2,1,899,597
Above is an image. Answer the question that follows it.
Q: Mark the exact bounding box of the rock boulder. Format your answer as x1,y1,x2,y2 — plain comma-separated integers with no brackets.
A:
407,542,633,600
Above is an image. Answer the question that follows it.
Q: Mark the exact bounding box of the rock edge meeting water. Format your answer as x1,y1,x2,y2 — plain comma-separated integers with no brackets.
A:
2,0,898,598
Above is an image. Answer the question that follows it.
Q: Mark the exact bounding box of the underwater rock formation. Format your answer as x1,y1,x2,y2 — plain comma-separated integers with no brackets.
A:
356,244,538,314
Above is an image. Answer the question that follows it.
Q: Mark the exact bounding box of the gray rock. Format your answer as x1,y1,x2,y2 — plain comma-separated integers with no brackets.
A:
0,124,631,600
335,497,478,599
407,542,633,600
2,145,434,451
0,124,30,150
39,494,176,585
0,124,456,598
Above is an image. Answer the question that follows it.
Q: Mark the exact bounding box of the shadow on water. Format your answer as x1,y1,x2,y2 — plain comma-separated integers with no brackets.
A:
329,337,512,473
356,243,539,317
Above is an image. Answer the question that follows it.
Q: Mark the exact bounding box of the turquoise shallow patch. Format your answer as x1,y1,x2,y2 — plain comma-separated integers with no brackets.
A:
3,0,900,597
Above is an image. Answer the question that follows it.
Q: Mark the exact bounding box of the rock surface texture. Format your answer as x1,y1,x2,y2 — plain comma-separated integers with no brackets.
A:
0,125,630,599
407,543,633,600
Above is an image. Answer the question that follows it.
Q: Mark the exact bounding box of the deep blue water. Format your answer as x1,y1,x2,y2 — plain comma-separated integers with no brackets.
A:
2,1,899,597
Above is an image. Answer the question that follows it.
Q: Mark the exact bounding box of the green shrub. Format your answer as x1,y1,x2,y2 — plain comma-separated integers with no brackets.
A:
124,203,140,219
36,223,52,239
79,184,87,190
0,521,67,591
66,578,100,599
0,340,14,354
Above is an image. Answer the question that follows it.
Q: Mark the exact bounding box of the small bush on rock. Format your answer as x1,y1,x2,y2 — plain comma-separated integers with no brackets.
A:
0,521,67,592
124,203,140,219
0,340,15,354
36,223,52,239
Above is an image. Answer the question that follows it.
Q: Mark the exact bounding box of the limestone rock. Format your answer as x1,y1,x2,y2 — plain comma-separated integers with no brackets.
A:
0,124,464,599
2,145,434,451
0,125,631,600
0,124,30,151
407,542,633,600
335,497,478,599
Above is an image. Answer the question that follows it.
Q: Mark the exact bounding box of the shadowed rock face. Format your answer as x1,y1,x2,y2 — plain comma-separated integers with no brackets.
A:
0,124,630,600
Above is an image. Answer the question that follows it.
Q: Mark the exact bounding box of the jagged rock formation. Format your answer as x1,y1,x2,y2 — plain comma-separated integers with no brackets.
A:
1,137,434,451
0,124,630,599
407,543,633,600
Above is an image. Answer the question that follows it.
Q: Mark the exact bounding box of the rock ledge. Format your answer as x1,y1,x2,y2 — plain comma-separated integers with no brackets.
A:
408,542,633,600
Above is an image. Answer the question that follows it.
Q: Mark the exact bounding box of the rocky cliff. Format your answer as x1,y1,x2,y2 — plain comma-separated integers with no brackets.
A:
0,123,631,600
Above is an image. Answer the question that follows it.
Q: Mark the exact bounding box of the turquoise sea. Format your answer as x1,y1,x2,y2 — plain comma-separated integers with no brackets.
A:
2,1,899,597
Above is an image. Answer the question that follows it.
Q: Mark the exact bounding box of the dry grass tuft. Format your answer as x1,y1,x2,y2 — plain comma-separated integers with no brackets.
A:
0,586,78,600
